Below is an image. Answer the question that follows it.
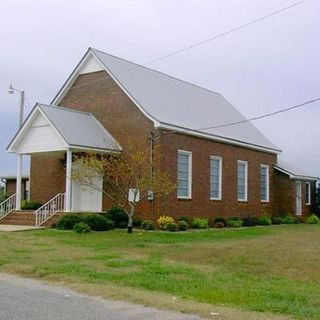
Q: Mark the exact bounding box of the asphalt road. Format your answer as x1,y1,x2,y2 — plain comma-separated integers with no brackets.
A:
0,273,200,320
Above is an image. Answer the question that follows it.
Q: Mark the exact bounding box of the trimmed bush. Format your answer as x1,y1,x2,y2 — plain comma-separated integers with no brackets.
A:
242,216,258,227
56,214,82,230
178,216,191,226
227,217,243,228
133,217,143,227
141,220,155,230
257,215,272,226
272,216,282,225
306,214,320,224
21,200,43,210
83,214,114,231
166,222,179,232
157,215,175,230
105,207,128,228
178,220,189,231
191,218,209,229
280,214,295,224
73,222,91,234
213,217,227,228
118,221,128,229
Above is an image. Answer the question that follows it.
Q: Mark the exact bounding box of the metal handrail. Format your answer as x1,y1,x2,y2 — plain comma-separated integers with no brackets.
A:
35,193,65,226
0,194,16,221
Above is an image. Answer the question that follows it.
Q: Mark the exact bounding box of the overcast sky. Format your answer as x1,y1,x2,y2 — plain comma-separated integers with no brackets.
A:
0,0,319,177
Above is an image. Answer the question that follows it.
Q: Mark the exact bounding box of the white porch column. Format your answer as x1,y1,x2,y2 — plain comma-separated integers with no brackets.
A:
16,154,22,210
65,149,72,212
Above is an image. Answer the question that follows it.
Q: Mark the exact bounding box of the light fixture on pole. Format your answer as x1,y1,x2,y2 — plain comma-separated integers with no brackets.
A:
8,84,25,210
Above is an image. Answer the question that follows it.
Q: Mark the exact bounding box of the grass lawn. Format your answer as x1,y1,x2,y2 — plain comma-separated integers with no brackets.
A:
0,225,319,319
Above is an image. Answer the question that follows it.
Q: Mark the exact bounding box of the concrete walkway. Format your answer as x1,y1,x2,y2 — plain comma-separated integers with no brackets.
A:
0,273,201,320
0,225,44,232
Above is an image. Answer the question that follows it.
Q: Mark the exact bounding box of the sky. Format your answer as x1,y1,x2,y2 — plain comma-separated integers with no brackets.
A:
0,0,319,178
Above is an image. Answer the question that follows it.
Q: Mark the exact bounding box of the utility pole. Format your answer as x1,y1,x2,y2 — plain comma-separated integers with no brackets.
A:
8,84,25,210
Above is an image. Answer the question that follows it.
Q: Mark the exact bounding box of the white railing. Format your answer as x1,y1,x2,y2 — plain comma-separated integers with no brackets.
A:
35,193,65,227
0,194,16,221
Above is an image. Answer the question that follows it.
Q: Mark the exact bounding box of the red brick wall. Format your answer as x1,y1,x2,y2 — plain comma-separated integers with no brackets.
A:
157,131,277,220
6,179,28,200
30,154,65,204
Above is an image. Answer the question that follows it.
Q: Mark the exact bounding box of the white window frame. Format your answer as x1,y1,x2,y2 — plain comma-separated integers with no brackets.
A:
260,164,270,203
210,156,222,200
237,160,248,202
177,150,192,199
306,182,311,206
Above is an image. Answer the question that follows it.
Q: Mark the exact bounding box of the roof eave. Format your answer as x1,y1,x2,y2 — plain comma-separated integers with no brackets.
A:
273,165,319,181
156,122,281,155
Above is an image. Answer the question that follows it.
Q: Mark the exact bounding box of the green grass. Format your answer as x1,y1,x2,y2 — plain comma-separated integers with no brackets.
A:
0,225,320,319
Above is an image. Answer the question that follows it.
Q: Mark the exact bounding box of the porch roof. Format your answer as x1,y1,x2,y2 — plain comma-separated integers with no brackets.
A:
274,160,319,181
7,104,122,154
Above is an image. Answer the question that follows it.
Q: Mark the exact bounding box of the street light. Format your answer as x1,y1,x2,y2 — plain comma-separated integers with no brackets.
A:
8,84,25,127
8,84,25,210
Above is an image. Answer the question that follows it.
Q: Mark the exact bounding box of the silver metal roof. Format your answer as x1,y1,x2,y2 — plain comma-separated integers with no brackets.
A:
39,104,122,152
91,48,280,152
274,160,319,180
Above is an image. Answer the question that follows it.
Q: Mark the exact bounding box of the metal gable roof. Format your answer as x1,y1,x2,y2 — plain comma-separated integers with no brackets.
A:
274,160,319,181
90,48,280,153
39,104,122,152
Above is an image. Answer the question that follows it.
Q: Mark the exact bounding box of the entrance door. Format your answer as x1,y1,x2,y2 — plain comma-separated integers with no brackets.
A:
295,181,302,216
71,162,103,212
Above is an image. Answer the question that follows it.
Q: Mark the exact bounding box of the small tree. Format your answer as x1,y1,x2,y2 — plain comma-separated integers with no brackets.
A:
72,144,175,233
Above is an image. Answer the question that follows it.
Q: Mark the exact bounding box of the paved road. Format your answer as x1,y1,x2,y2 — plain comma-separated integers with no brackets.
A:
0,273,200,320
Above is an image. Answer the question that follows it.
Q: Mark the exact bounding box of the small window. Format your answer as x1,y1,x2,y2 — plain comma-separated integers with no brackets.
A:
177,150,192,198
260,165,269,202
237,161,248,201
306,182,311,205
210,156,222,200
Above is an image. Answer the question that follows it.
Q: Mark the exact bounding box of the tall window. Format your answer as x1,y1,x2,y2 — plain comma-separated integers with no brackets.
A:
177,150,192,198
260,165,269,202
237,161,248,201
210,156,222,200
306,182,311,205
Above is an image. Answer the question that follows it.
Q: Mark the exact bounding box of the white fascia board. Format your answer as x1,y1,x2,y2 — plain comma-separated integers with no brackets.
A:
52,48,92,105
70,145,121,154
6,105,40,153
52,48,160,129
156,123,281,155
90,50,160,126
273,165,319,181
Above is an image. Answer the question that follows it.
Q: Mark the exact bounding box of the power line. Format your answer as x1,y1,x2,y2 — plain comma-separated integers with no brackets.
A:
28,0,308,101
197,97,320,131
144,0,308,66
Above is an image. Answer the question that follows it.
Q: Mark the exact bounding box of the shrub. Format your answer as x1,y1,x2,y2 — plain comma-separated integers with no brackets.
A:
73,222,91,234
118,221,128,229
133,217,143,227
191,218,209,229
242,216,258,227
141,220,155,230
56,214,82,230
257,215,272,226
306,214,320,224
166,222,179,232
105,207,128,228
21,200,43,210
227,217,243,228
213,217,227,228
280,214,295,224
272,216,282,225
178,216,191,225
157,215,175,230
83,214,114,231
178,220,189,231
